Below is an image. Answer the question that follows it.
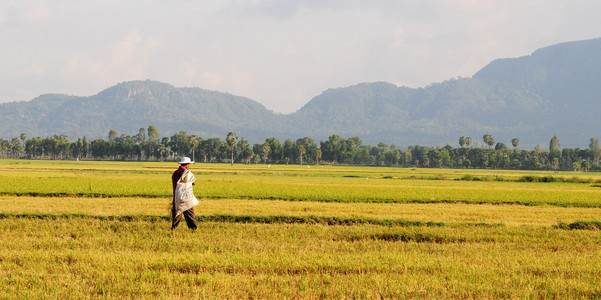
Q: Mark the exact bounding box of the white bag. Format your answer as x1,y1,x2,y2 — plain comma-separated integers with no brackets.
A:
174,169,199,216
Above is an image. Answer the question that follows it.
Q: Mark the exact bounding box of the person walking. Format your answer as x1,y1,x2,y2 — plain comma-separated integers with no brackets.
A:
171,157,199,230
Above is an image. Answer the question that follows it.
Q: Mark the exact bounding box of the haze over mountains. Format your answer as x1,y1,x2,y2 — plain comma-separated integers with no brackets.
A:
1,38,600,148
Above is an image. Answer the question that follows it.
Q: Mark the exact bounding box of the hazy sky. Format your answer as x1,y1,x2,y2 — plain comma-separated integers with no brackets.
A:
2,1,601,113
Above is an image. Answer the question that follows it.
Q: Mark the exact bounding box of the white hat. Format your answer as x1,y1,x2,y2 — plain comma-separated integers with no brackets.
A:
178,157,194,165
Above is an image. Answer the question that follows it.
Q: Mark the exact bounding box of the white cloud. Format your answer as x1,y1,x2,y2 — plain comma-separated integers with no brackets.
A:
22,0,52,23
17,62,44,76
111,31,142,65
1,1,601,112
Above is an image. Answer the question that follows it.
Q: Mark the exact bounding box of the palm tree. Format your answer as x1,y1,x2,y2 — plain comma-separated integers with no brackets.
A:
483,134,495,148
459,136,466,147
298,145,306,165
189,137,199,162
464,137,472,148
511,138,520,149
261,143,271,164
20,133,27,147
590,138,601,167
315,149,322,165
226,132,238,166
158,145,166,161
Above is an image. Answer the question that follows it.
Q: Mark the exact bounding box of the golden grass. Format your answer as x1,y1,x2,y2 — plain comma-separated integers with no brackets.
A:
1,160,601,298
1,218,600,298
2,196,601,227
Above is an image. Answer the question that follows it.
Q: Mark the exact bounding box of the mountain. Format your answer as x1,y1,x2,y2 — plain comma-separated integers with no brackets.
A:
1,38,600,147
0,80,286,142
286,79,547,146
288,37,601,147
473,38,601,144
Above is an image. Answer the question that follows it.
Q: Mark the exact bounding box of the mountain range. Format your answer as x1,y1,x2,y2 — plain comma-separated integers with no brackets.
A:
1,37,600,148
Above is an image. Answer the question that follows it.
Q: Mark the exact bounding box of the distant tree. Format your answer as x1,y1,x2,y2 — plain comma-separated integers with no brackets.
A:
189,136,199,162
108,129,118,141
226,132,238,166
56,135,70,159
264,137,282,163
549,135,561,165
353,147,370,165
147,125,160,142
201,138,224,163
24,137,39,158
0,139,8,158
495,143,508,151
420,151,430,167
10,137,23,158
590,137,601,166
479,150,490,168
464,137,472,148
349,136,362,148
459,136,466,147
238,138,254,164
341,138,361,164
158,144,167,161
71,138,83,159
169,131,191,158
160,137,171,160
387,144,402,166
549,135,560,152
261,142,271,163
296,137,316,164
252,154,261,165
582,160,591,172
282,138,295,165
483,134,495,148
20,133,27,147
315,148,322,165
135,128,146,144
90,139,107,159
145,125,160,160
511,138,520,149
402,150,412,166
82,136,89,158
463,158,471,168
429,148,443,167
298,145,306,165
551,157,560,171
321,134,343,163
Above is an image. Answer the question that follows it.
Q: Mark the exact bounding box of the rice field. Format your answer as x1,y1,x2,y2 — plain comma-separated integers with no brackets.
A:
1,159,600,298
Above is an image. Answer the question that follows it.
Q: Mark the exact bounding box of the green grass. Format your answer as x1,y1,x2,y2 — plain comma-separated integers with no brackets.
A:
557,220,601,230
1,160,601,207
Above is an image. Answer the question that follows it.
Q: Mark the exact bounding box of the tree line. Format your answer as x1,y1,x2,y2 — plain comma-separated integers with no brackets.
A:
1,125,600,171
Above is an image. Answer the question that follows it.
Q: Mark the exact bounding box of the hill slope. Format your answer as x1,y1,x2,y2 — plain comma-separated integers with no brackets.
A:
473,38,601,144
287,79,547,145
